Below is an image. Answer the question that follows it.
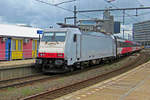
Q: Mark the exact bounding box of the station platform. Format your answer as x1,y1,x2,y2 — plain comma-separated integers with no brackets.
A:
0,59,36,81
0,59,35,68
55,61,150,100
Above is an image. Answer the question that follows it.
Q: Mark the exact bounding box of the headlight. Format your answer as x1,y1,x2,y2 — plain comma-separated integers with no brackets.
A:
40,53,45,56
57,53,63,57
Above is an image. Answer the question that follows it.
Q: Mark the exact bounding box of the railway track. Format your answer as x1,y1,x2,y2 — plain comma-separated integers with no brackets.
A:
0,59,109,90
21,51,150,100
0,73,59,89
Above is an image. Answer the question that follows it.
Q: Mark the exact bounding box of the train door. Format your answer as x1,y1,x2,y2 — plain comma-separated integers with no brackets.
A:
11,39,23,60
76,34,81,60
32,40,37,58
5,38,11,60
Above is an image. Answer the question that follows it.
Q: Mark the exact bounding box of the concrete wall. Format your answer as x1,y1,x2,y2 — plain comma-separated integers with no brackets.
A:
0,65,40,81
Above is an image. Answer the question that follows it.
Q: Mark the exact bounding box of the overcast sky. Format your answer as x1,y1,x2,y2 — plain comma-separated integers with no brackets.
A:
0,0,150,29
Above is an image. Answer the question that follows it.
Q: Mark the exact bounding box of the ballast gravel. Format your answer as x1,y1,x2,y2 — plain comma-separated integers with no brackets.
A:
0,50,149,100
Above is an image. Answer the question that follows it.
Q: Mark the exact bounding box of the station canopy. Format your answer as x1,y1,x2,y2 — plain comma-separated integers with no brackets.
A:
0,24,42,38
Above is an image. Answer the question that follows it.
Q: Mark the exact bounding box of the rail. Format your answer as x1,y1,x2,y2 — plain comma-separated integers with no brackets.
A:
21,52,147,100
0,74,60,89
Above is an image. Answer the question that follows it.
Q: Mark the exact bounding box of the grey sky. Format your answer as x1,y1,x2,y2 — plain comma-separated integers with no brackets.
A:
0,0,150,28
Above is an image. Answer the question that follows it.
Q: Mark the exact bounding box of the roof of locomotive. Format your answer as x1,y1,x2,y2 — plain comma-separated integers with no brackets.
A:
0,24,41,38
43,28,114,39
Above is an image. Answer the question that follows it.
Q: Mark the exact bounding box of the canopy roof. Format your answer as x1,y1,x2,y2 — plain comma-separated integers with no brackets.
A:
0,24,42,38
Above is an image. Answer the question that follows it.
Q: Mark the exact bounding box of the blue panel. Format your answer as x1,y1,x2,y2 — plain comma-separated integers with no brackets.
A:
37,41,39,56
37,30,43,34
114,21,120,33
5,38,11,60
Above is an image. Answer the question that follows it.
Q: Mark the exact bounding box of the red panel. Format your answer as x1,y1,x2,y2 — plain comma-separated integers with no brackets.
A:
125,40,133,44
121,47,132,54
23,39,32,58
38,53,64,58
121,40,133,54
0,38,6,60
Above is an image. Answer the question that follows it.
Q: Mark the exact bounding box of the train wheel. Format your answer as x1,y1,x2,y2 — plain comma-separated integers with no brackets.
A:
80,65,84,70
89,60,93,66
70,66,74,72
76,62,81,69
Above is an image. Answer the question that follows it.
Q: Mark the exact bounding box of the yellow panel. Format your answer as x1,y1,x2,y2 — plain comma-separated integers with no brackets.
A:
11,39,23,60
21,40,23,51
16,40,18,51
32,50,37,58
35,40,37,58
12,51,23,59
32,40,37,58
35,40,37,50
35,51,37,58
32,51,36,58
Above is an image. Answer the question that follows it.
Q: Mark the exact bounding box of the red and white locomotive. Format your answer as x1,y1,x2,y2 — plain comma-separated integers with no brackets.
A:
36,28,141,73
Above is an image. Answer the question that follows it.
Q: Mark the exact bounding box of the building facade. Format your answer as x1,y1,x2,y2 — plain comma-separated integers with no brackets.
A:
133,20,150,47
0,24,41,60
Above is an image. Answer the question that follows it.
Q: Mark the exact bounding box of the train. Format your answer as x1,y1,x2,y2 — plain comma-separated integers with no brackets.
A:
35,28,142,73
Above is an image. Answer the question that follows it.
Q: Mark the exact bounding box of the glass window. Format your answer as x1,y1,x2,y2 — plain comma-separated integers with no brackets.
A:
18,40,22,51
12,40,16,51
32,40,35,50
41,32,66,42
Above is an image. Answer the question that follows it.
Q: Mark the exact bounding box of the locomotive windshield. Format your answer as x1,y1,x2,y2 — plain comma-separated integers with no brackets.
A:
42,32,66,42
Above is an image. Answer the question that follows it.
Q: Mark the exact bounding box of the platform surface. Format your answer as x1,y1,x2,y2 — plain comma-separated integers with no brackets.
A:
0,59,35,68
55,61,150,100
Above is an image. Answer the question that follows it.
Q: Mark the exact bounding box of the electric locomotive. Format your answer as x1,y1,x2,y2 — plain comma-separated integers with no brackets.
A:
36,28,141,73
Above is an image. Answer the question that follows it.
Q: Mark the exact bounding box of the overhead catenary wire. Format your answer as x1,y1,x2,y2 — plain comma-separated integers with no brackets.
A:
113,11,150,18
136,0,144,7
34,0,147,24
103,0,137,39
34,0,73,12
103,0,139,23
34,0,92,19
54,0,76,6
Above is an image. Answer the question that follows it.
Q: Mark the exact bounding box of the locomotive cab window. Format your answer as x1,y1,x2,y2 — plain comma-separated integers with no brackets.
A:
42,32,66,42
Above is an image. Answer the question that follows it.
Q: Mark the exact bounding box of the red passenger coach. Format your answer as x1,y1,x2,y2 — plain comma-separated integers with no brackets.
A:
116,37,141,55
23,39,32,59
121,40,133,54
